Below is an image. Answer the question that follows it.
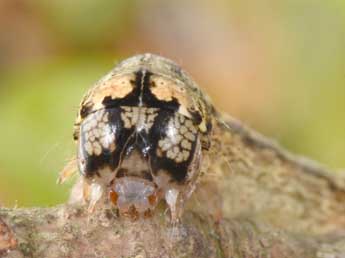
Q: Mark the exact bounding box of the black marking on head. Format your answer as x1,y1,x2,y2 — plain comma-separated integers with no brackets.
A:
141,71,180,111
101,76,140,109
190,110,203,125
100,69,181,112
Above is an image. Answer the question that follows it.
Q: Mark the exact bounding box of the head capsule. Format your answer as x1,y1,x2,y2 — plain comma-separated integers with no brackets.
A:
74,54,212,220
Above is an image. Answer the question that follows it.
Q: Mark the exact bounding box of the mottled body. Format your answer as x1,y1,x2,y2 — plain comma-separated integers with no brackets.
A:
65,54,214,222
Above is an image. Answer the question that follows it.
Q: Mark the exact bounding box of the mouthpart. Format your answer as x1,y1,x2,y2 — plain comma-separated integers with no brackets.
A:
109,177,160,217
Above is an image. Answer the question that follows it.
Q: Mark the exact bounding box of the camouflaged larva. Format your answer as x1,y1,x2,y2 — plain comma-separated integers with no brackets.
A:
71,54,213,222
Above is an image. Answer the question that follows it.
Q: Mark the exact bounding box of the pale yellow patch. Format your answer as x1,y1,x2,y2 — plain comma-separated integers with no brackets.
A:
85,74,135,111
93,142,102,156
84,142,93,155
150,75,193,118
181,139,192,150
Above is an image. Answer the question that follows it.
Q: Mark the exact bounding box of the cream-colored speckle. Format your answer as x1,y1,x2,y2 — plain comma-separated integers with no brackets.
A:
122,116,131,128
83,122,91,131
185,132,195,141
167,150,176,159
131,107,139,121
166,150,172,159
93,129,100,138
89,134,95,142
93,142,102,156
173,146,179,154
163,142,172,151
180,126,188,134
96,111,103,121
147,114,157,123
185,119,193,129
84,142,93,155
146,121,154,129
182,150,190,160
172,135,182,144
176,153,183,163
122,106,131,112
89,118,97,128
159,139,172,151
100,137,109,149
190,126,197,133
181,139,192,150
158,140,164,148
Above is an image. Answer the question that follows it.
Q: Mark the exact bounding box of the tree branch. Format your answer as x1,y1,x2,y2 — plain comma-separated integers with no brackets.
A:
1,205,344,258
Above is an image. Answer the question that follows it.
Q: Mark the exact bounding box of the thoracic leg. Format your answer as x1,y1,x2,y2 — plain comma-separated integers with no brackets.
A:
165,188,183,223
88,182,104,212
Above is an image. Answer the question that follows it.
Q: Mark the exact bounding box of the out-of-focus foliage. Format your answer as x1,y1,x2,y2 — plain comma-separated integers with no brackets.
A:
0,58,111,206
0,0,344,206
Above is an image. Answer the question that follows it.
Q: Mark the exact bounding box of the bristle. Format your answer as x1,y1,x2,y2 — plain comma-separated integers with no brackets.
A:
57,158,78,184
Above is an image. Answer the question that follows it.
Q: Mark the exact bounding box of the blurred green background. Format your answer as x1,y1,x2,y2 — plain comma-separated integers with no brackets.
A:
0,0,344,207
